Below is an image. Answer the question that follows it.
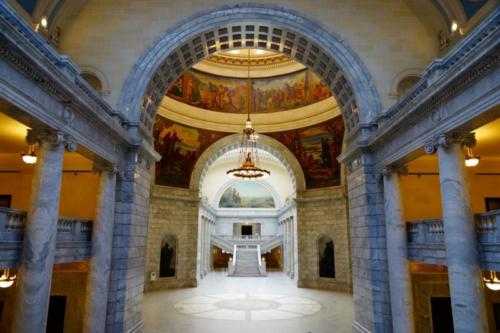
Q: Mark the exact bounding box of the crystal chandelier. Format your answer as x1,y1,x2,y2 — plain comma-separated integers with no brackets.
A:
226,49,270,179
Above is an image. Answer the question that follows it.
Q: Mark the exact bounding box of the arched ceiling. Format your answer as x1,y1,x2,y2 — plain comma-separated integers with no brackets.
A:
12,0,494,37
159,48,339,132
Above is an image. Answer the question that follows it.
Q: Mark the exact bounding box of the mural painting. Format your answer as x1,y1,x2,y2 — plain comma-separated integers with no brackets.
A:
154,115,344,189
269,116,344,188
167,70,248,113
153,116,228,187
167,69,331,113
219,181,276,208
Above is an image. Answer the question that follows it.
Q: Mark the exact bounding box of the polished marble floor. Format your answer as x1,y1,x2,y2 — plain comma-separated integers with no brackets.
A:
143,272,354,333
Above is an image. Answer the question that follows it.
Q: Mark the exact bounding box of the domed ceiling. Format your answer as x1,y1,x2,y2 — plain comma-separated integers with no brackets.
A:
158,48,340,133
154,49,345,190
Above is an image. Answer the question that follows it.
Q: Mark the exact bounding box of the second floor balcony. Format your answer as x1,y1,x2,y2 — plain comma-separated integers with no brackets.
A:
407,210,500,270
0,207,92,268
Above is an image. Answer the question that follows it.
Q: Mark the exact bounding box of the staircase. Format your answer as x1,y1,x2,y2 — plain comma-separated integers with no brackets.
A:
229,247,266,277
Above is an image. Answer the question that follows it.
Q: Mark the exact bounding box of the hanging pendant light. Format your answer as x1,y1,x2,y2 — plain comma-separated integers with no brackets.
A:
464,146,480,167
483,271,500,291
21,145,37,164
226,49,270,180
0,269,16,288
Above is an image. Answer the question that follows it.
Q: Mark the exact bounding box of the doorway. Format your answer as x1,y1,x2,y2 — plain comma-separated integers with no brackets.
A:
242,225,252,236
431,297,454,333
46,295,66,333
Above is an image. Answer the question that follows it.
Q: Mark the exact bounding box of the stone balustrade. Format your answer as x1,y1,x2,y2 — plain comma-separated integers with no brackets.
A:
407,210,500,270
0,207,92,268
211,234,283,254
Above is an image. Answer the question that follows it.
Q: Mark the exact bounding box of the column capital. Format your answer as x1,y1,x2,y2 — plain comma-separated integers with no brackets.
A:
92,161,119,175
424,132,476,154
26,129,78,152
382,164,408,177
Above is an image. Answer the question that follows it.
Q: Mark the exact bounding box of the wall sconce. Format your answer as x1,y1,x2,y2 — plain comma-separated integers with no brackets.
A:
464,147,480,167
21,145,37,164
484,271,500,291
0,269,16,288
40,17,48,29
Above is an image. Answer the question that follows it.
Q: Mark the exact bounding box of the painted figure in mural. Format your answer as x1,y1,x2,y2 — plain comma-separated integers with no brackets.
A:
167,69,331,113
321,137,333,168
268,116,344,188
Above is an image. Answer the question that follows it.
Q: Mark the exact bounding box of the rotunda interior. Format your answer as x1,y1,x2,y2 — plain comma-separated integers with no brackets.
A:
0,1,498,333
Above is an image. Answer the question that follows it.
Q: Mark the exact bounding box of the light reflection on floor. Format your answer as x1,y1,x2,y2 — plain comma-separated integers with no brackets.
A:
143,272,354,333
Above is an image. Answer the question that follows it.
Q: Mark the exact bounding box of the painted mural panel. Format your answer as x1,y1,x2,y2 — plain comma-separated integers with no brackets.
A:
269,116,344,188
153,116,228,187
153,115,344,189
167,69,331,113
219,181,275,208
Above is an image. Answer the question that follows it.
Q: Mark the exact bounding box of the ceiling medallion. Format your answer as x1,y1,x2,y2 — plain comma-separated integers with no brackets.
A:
226,49,270,180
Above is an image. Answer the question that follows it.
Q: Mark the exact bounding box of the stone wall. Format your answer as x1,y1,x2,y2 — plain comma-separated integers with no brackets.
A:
412,272,500,333
296,186,351,292
0,271,87,333
59,0,438,112
145,186,199,291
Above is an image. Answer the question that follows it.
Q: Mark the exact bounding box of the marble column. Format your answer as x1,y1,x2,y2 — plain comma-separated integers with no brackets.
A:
427,133,487,333
382,166,415,333
13,130,77,333
84,165,117,333
287,219,291,275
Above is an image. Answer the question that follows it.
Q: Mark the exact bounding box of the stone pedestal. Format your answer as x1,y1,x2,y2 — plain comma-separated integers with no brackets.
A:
13,130,75,333
383,168,415,333
84,167,117,333
435,135,487,332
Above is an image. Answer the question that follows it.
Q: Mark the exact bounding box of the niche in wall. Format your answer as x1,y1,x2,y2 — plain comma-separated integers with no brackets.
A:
159,235,176,278
318,235,335,278
0,195,11,208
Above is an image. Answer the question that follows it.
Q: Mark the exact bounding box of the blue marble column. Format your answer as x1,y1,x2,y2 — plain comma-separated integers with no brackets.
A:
382,167,415,333
13,130,77,333
84,165,117,333
428,133,488,333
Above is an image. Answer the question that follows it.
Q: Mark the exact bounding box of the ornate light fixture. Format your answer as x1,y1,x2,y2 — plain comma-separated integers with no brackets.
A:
464,146,480,167
483,271,500,291
21,145,37,164
226,49,270,180
0,269,16,288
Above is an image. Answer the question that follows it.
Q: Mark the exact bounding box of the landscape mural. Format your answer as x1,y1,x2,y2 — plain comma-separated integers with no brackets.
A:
153,116,344,189
219,181,276,208
167,69,331,113
153,116,228,187
268,116,344,188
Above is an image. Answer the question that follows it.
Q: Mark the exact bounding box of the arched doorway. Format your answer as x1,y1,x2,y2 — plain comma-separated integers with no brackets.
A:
193,134,303,280
128,4,384,332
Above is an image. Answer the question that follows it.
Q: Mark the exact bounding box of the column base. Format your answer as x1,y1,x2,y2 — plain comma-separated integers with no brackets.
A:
353,321,371,333
126,321,144,333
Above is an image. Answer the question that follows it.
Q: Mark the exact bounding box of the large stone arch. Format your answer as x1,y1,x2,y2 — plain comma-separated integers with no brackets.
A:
117,3,382,137
190,133,306,194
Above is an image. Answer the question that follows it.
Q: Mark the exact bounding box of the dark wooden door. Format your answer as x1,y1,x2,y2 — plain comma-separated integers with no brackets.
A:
46,296,66,333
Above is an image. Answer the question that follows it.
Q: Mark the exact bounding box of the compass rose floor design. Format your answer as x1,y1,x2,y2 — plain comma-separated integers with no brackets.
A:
143,272,354,333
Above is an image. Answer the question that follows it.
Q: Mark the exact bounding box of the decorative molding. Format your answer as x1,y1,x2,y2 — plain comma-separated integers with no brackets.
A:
381,164,408,177
424,132,476,154
26,128,78,152
92,162,119,175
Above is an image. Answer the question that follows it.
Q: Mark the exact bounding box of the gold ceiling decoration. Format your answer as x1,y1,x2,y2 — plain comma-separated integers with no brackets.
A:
206,49,293,67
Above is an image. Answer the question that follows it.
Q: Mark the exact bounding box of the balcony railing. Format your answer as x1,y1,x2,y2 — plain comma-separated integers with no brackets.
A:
407,210,500,270
0,207,92,268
